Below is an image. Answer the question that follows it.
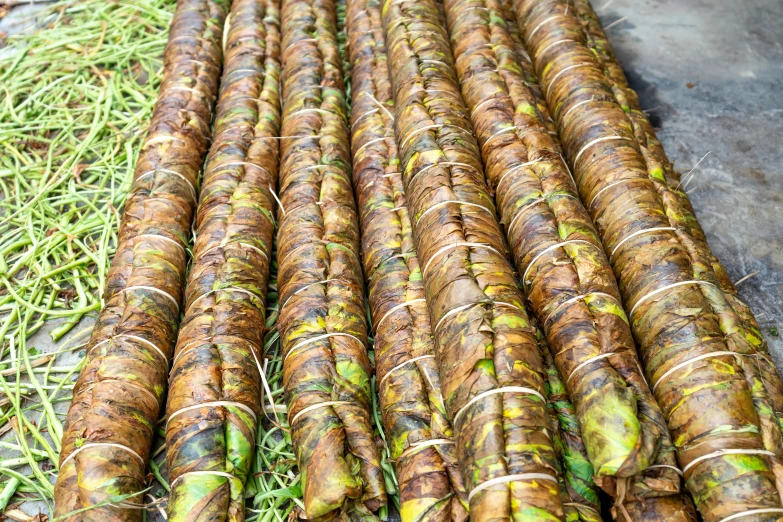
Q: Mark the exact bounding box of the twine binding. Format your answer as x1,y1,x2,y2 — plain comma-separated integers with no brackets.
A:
453,386,546,428
290,400,352,425
284,333,364,363
374,298,427,330
468,473,557,503
167,401,257,430
379,355,436,387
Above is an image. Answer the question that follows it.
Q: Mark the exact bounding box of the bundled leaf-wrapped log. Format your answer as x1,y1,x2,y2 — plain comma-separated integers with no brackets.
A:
511,0,783,520
535,333,603,522
53,1,228,520
164,1,281,520
381,0,564,519
569,0,783,438
346,0,469,520
440,0,688,513
276,0,386,518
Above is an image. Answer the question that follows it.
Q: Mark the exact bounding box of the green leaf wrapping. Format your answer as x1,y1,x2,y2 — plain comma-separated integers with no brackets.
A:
439,0,692,513
510,0,783,520
380,0,564,519
346,0,470,520
164,0,282,520
53,1,229,520
276,0,386,518
535,331,603,522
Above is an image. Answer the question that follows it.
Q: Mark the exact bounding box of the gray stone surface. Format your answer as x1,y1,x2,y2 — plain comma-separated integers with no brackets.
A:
596,0,783,365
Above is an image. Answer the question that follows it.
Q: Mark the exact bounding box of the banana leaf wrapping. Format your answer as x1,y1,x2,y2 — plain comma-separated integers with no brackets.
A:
276,0,386,518
440,0,690,512
511,0,783,520
535,332,603,522
164,1,281,520
381,0,564,519
346,0,469,520
569,0,783,438
52,1,228,520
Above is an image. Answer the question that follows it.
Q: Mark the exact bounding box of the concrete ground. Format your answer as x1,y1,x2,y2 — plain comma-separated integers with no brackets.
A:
595,0,783,363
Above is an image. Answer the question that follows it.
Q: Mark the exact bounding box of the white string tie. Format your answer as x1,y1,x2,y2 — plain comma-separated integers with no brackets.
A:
470,96,508,119
282,38,317,59
433,301,518,333
400,124,472,151
374,299,427,330
282,279,339,310
170,470,240,489
123,286,179,310
186,286,261,314
682,449,776,475
588,178,638,209
561,97,600,124
135,234,186,254
407,161,481,188
482,125,521,149
468,473,557,502
422,242,504,278
284,333,364,363
610,227,676,259
362,91,395,121
495,159,543,190
353,136,394,157
536,39,574,59
61,442,144,468
522,240,599,289
574,136,632,166
527,15,559,39
543,292,618,325
415,200,494,227
630,279,717,318
506,193,581,234
167,401,257,430
652,350,742,394
717,509,783,522
396,438,453,461
379,355,436,387
545,63,595,99
566,353,616,387
351,108,380,130
453,386,545,428
135,168,197,202
288,108,334,118
167,86,211,100
143,135,185,149
88,335,168,364
290,401,352,425
209,161,273,180
268,184,286,216
644,464,684,477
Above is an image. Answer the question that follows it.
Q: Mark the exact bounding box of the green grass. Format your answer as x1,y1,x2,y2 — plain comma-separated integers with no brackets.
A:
0,0,175,515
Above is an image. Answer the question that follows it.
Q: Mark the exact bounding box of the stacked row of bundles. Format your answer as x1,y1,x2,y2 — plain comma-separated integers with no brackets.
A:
509,0,783,521
53,0,229,520
50,0,782,520
164,0,282,519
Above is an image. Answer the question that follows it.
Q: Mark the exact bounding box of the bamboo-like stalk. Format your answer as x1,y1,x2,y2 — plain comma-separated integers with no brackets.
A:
439,0,693,517
164,1,281,520
510,1,783,521
52,1,229,520
346,0,469,520
276,0,386,518
380,0,564,519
